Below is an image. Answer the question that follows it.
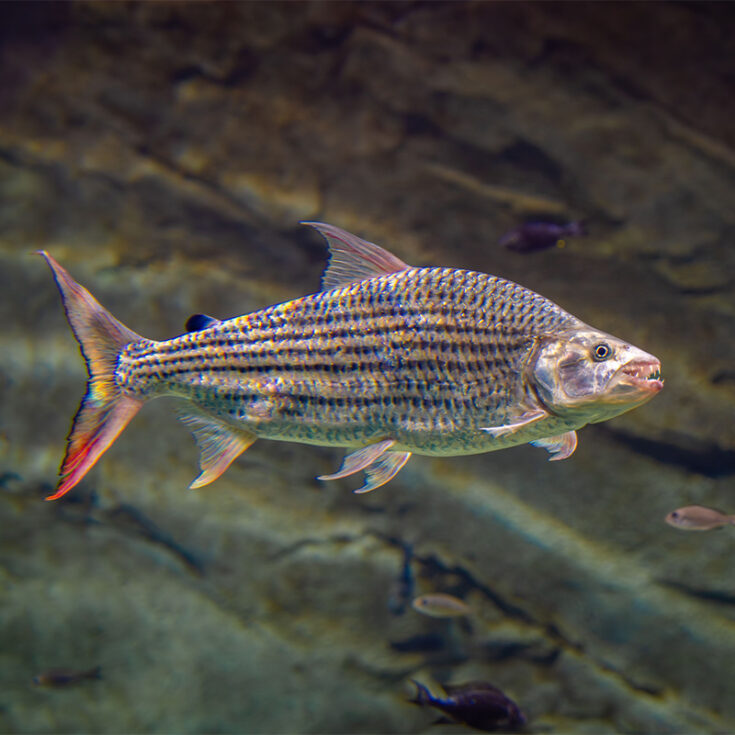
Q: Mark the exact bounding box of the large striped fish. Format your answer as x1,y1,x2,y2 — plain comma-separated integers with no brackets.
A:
40,223,663,500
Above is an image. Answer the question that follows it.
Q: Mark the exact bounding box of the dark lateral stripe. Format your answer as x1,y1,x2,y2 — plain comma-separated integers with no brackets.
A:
130,348,523,384
143,359,442,381
149,358,514,383
132,344,518,378
140,342,518,373
132,323,530,371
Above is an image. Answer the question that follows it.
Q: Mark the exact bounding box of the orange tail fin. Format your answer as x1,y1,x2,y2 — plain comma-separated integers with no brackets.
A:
39,252,146,500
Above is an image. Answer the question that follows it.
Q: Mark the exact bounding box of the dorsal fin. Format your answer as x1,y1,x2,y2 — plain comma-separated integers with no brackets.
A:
301,222,411,291
185,313,220,332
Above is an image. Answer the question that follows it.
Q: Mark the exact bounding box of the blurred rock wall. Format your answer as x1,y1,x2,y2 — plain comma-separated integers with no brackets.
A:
1,2,734,733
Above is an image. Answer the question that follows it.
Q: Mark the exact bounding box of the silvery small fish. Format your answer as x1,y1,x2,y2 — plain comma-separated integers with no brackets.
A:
412,593,472,618
665,505,735,531
40,222,663,500
409,680,526,732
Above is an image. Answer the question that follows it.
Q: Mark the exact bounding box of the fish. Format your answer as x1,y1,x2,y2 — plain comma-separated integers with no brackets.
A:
39,221,663,500
665,505,735,531
499,220,585,253
32,666,101,687
412,592,472,618
409,679,526,732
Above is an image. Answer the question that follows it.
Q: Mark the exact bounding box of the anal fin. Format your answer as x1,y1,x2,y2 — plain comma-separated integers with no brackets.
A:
530,430,578,461
178,410,255,488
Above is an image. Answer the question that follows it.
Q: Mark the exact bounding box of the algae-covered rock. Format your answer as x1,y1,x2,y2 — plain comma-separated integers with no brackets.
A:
1,2,734,733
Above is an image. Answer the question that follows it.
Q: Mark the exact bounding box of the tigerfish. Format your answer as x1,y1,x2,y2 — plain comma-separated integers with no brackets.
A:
39,222,663,501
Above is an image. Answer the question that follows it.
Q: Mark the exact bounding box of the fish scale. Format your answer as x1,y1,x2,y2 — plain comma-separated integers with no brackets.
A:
118,267,579,454
39,221,663,499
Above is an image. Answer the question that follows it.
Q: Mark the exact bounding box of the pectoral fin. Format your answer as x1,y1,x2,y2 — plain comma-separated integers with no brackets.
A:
178,411,255,488
480,409,549,437
530,430,578,461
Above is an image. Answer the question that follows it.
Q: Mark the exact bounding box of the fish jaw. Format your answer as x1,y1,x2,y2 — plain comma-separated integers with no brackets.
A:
604,356,663,404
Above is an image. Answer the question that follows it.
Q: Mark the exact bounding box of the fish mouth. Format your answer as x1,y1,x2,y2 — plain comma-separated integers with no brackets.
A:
615,359,664,394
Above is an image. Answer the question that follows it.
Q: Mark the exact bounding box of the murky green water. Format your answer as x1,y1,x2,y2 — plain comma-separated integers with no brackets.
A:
1,3,734,733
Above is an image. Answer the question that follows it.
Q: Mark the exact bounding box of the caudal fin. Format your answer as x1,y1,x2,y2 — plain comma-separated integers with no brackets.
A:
39,252,146,500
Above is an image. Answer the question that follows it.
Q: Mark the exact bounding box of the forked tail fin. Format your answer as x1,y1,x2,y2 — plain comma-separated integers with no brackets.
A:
39,252,147,500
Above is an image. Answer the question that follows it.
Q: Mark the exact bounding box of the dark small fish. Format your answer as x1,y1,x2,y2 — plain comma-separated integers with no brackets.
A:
388,543,415,615
410,679,526,732
32,666,101,688
499,221,585,253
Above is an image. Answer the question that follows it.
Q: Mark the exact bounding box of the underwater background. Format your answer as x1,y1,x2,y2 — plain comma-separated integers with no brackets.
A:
1,2,734,732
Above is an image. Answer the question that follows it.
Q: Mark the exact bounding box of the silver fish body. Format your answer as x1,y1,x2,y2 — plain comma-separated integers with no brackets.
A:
118,266,581,455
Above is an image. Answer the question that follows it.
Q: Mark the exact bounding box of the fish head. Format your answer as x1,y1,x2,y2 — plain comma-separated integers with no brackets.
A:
665,508,695,529
530,327,663,422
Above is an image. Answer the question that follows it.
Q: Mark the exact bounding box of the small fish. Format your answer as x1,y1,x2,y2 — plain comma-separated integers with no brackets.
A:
412,593,472,618
409,680,526,732
499,220,585,253
32,666,101,687
40,222,662,500
665,505,735,531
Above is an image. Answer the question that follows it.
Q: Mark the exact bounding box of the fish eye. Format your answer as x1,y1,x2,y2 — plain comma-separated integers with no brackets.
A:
593,343,612,361
671,511,679,519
